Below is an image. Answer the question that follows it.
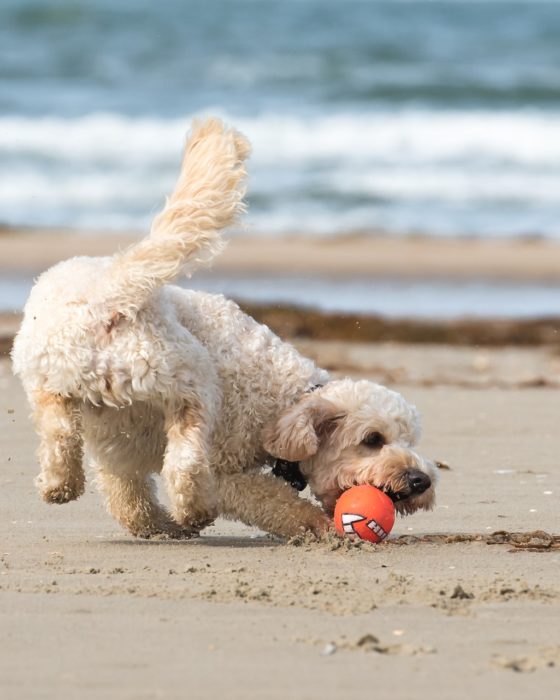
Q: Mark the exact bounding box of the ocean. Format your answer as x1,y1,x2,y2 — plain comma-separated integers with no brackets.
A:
5,270,560,318
2,0,560,238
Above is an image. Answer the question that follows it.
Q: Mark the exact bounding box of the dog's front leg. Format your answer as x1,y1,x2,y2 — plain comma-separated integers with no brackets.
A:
32,392,85,504
218,472,330,539
162,402,218,534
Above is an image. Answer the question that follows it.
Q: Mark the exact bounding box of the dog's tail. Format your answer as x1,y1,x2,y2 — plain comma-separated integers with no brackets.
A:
104,118,250,319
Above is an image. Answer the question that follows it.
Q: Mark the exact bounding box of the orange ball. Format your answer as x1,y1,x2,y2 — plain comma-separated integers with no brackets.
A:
334,485,395,543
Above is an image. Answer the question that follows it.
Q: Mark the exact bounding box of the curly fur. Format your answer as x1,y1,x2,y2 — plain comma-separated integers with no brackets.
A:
12,118,437,540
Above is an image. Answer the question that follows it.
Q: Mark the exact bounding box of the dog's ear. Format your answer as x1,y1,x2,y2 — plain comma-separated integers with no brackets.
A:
262,395,344,462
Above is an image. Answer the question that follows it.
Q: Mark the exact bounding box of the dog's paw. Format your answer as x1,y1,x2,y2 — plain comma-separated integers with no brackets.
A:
282,512,333,544
171,504,218,533
36,474,85,504
305,513,333,538
130,510,212,540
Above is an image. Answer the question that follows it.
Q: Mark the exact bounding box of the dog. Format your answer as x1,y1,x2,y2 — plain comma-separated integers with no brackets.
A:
12,118,437,540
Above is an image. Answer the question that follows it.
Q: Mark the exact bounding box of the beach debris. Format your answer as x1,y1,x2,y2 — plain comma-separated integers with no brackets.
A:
313,634,437,657
492,647,560,673
435,460,451,470
357,634,380,650
486,530,559,551
380,530,560,551
355,635,435,656
373,643,436,656
288,530,560,553
450,584,474,600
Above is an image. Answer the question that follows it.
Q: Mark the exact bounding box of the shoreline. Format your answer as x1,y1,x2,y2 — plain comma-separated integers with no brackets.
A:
4,304,560,356
3,226,560,353
3,225,560,281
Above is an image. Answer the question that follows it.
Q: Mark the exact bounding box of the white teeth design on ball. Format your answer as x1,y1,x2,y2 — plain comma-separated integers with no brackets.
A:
367,519,388,540
341,513,366,534
341,513,388,538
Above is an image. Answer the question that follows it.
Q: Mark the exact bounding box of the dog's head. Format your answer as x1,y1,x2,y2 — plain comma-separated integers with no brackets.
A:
262,379,437,517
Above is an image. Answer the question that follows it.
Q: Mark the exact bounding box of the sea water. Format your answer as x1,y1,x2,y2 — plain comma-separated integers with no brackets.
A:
4,272,560,319
2,0,560,318
1,0,560,237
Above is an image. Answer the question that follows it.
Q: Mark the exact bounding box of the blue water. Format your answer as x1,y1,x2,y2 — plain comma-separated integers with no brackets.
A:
4,271,560,319
2,0,560,236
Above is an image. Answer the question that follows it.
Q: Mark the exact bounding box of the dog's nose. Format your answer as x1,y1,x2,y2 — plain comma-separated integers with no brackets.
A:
407,469,431,494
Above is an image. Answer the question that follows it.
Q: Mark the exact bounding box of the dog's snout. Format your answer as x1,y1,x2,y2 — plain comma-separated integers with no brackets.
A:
407,469,431,494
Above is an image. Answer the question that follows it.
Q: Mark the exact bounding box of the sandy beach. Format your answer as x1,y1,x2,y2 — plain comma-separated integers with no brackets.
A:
5,2,560,696
1,229,560,698
2,332,560,698
4,2,560,695
4,227,560,281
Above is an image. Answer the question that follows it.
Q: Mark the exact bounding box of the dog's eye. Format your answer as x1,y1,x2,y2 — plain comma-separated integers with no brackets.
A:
362,432,385,449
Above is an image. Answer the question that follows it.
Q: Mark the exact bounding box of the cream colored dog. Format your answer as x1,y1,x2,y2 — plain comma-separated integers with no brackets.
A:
12,119,437,539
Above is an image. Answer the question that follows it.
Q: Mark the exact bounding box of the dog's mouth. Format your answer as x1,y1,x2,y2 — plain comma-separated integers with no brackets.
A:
381,486,409,503
381,468,432,503
324,469,433,516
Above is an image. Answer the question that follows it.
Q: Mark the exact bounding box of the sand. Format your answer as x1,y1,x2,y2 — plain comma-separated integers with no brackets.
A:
1,346,560,699
4,226,560,281
1,229,560,697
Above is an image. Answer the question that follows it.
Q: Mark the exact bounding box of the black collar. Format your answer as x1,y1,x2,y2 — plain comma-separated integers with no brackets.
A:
271,458,308,491
270,383,323,492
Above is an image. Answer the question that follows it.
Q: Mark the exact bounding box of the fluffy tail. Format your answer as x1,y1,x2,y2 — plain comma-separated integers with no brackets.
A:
104,118,250,318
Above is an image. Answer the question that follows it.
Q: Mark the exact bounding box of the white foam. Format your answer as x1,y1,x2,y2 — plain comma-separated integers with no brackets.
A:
239,111,560,166
4,110,560,165
3,109,560,235
332,167,560,204
0,114,187,164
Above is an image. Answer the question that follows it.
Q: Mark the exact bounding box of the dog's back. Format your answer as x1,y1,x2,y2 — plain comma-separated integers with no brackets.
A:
12,119,250,408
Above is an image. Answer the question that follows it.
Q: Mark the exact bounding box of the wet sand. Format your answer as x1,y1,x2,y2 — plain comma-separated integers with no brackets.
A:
4,226,560,281
1,350,559,699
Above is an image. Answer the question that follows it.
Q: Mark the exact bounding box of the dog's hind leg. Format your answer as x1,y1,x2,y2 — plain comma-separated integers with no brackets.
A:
95,465,191,539
33,392,85,504
162,402,218,533
218,472,330,539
